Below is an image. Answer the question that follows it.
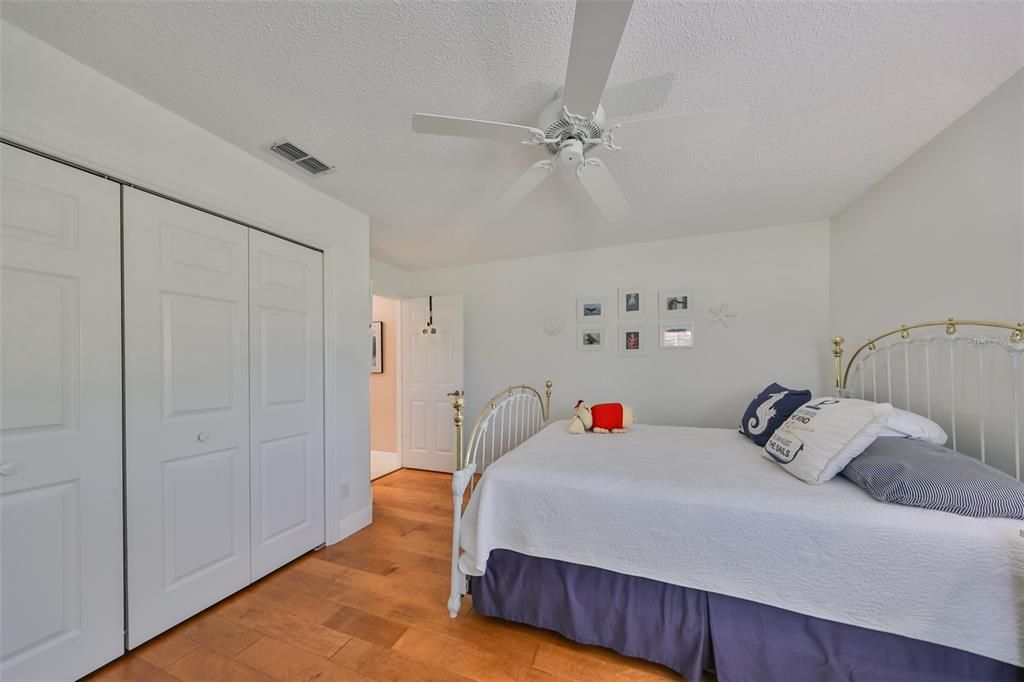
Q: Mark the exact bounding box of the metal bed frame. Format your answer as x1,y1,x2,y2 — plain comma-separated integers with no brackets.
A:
446,318,1024,617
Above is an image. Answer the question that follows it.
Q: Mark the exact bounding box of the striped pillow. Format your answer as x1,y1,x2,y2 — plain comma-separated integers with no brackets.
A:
842,438,1024,520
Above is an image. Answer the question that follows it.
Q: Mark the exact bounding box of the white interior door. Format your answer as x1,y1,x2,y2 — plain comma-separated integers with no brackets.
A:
124,189,251,648
249,231,324,580
0,145,124,680
401,296,463,472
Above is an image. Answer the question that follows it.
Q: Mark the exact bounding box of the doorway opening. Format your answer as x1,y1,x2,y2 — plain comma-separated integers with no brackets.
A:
370,294,401,480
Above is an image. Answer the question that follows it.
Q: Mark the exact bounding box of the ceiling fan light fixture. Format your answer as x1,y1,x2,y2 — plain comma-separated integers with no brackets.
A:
558,139,584,165
408,0,748,224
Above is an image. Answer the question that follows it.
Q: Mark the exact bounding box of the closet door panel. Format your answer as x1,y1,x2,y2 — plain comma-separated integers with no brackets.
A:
249,231,324,579
0,145,123,681
124,189,250,647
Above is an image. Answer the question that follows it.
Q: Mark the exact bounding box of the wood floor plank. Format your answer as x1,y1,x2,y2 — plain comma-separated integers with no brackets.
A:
350,646,478,682
84,655,180,682
329,636,390,673
235,637,368,682
166,646,277,682
320,547,400,576
87,467,701,680
133,629,200,669
248,579,342,623
178,613,262,657
219,597,351,659
391,626,534,682
323,606,409,648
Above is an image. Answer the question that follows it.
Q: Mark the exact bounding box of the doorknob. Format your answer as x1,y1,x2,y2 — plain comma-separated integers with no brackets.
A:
0,462,15,476
197,432,210,442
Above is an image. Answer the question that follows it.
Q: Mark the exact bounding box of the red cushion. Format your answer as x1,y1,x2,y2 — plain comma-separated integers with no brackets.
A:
591,403,624,430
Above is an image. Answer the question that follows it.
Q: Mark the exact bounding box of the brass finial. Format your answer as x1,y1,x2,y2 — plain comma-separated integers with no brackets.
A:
450,390,465,470
832,337,845,390
544,379,553,420
450,390,465,425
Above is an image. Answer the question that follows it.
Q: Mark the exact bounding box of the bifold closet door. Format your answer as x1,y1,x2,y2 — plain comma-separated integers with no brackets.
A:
248,231,324,579
124,189,251,648
0,146,124,680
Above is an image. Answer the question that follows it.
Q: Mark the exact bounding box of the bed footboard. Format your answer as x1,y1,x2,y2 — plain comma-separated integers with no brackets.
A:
447,381,552,617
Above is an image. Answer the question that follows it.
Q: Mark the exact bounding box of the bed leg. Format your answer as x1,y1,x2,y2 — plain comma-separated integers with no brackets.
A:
449,465,474,619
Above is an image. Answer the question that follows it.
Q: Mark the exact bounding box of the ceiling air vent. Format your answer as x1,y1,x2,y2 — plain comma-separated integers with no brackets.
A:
268,140,335,176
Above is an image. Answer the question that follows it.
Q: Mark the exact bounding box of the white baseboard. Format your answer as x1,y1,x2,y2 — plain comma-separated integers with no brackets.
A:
334,505,372,544
370,450,400,480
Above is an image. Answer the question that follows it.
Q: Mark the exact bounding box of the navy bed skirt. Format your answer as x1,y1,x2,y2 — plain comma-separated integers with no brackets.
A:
470,550,1023,682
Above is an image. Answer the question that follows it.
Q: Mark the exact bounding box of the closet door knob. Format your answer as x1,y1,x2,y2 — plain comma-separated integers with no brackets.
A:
197,432,209,442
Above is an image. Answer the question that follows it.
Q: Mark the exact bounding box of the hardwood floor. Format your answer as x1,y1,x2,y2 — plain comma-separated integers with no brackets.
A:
88,469,703,681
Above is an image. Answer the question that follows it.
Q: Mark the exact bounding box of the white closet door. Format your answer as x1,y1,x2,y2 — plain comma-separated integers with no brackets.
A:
0,146,123,680
401,296,464,473
248,231,324,579
124,189,251,648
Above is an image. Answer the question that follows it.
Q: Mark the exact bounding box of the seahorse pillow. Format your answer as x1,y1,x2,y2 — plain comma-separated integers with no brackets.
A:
739,383,812,446
764,398,893,484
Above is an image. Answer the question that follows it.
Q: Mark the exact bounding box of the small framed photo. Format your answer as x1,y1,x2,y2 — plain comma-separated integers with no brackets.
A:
618,287,644,319
658,290,691,318
618,325,647,357
576,297,606,323
370,321,383,373
577,327,606,351
659,321,694,349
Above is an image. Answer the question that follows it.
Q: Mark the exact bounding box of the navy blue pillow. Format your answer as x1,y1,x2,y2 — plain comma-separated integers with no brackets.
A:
842,438,1024,520
739,383,811,446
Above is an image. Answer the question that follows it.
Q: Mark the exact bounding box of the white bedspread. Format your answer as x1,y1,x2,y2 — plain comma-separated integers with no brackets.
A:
460,422,1024,666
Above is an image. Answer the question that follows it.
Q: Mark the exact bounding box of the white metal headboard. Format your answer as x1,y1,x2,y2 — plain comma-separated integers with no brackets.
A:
833,319,1024,480
445,381,552,618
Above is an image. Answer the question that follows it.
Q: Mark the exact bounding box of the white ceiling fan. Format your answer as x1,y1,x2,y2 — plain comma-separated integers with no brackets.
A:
411,0,748,223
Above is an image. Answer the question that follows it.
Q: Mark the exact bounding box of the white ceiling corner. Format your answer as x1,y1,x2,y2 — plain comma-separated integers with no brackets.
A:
3,1,1022,269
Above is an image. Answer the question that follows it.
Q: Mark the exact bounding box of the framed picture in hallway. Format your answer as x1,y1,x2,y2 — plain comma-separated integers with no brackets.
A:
371,321,383,373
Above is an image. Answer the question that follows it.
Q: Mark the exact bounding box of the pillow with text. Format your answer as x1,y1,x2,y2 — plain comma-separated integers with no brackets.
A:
764,398,892,484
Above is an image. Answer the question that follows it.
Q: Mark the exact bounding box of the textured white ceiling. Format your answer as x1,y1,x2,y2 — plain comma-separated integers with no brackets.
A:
3,1,1022,269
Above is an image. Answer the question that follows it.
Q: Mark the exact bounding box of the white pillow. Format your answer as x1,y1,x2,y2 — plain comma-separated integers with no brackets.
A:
878,408,948,445
764,398,893,484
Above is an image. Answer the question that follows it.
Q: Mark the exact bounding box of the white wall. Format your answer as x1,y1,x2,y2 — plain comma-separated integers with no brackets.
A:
401,222,831,428
1,21,372,543
831,69,1024,337
829,69,1023,475
371,257,412,299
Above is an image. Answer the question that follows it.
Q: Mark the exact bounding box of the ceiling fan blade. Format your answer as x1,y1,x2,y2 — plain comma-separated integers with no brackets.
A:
562,0,635,117
576,158,630,222
492,160,555,219
412,113,544,145
610,107,749,149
